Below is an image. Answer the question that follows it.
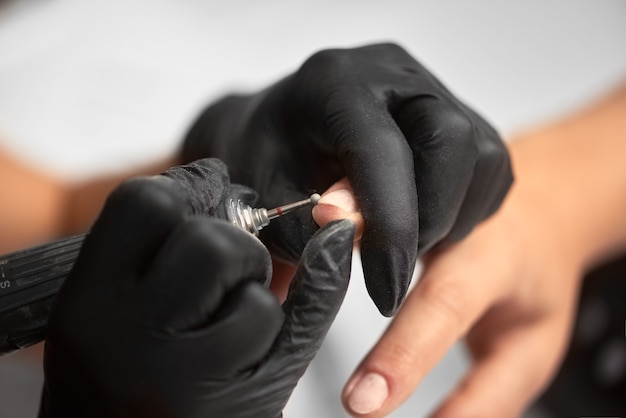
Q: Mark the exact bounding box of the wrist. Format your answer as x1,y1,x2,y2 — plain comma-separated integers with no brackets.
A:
508,85,626,270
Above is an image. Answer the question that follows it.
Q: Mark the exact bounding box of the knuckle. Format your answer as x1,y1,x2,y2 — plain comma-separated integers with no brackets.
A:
377,41,407,54
182,219,267,269
106,176,184,219
304,48,330,66
471,132,514,216
362,42,409,59
179,220,232,259
476,128,509,165
417,222,449,253
299,48,357,84
415,99,478,159
417,278,470,332
238,284,284,332
243,282,281,314
438,107,476,150
380,340,425,374
302,43,412,77
169,221,234,273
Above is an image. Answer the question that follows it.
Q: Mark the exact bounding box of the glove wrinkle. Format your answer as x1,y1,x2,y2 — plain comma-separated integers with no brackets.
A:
159,158,230,216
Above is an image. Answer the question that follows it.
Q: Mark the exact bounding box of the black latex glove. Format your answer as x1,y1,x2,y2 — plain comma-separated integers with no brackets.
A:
182,43,513,316
39,158,355,418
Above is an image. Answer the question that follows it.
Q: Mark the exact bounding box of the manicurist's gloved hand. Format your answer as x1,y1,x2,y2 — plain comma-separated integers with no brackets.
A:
39,158,355,418
182,43,513,316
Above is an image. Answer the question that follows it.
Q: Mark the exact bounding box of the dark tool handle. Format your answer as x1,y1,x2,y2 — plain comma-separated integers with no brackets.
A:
0,234,85,355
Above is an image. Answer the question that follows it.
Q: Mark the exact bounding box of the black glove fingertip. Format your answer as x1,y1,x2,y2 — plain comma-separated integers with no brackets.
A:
360,241,414,317
272,219,354,361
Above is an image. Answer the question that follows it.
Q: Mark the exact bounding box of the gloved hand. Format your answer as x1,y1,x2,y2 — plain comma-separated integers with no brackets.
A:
182,43,513,316
39,158,355,418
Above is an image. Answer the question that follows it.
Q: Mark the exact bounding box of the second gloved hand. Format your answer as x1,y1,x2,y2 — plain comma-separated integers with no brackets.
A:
39,159,355,418
182,43,513,316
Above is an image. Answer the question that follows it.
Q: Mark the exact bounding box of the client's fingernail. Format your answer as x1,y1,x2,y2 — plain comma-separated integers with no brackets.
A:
319,189,359,213
347,372,388,415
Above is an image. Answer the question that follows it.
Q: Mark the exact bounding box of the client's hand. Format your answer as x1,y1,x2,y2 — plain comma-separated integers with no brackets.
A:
313,150,583,417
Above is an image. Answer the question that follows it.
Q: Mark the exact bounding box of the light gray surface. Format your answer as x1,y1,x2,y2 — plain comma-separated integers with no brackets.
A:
1,0,625,180
0,345,43,418
1,1,625,417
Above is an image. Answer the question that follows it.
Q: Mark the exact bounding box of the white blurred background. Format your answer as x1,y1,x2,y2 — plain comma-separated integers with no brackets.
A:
0,1,625,416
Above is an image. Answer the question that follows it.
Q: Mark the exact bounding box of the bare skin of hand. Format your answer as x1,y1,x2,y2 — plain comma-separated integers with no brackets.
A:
308,153,584,417
340,167,584,417
0,147,68,254
310,83,626,417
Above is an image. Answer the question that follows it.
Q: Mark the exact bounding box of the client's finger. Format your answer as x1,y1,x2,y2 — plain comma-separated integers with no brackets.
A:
342,239,509,417
312,177,364,241
432,313,572,418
